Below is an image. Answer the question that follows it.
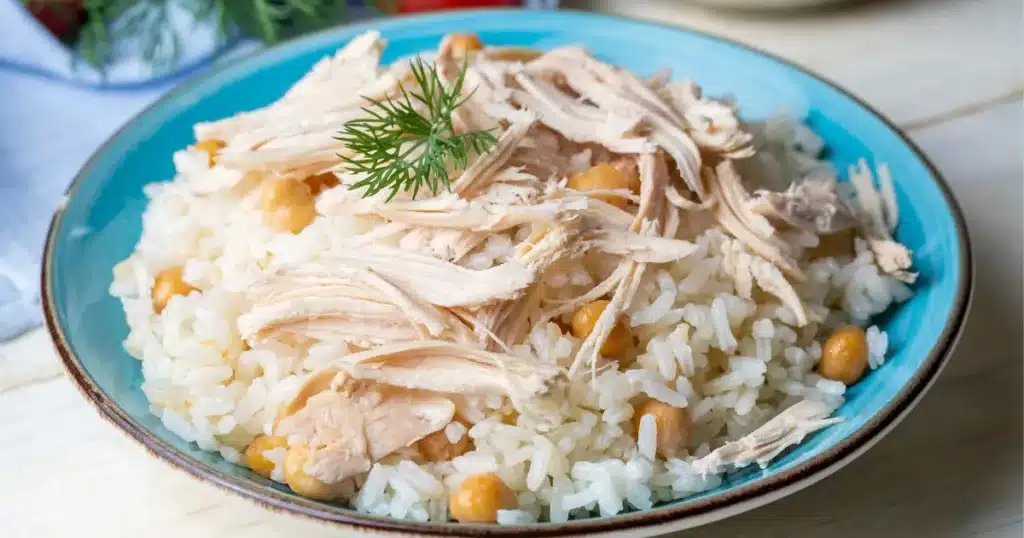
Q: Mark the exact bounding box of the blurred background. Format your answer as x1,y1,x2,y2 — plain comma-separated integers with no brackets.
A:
0,1,1020,536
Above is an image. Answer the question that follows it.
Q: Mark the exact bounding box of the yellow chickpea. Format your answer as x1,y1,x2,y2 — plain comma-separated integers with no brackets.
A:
304,172,340,196
193,138,225,167
485,46,542,63
152,266,197,313
283,444,345,501
260,179,317,234
449,473,516,524
446,33,484,58
244,435,288,479
632,399,691,459
818,325,869,385
806,229,856,260
567,163,640,209
501,410,519,426
571,300,633,357
416,420,473,462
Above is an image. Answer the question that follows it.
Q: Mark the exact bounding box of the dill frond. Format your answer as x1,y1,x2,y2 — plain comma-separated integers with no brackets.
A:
337,58,497,200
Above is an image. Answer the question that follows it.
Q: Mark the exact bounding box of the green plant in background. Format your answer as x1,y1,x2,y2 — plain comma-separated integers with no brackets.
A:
27,0,385,71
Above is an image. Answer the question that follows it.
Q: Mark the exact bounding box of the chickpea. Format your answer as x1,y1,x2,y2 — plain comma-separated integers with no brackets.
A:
416,420,472,462
632,399,691,459
485,46,542,63
244,435,288,479
304,172,340,196
571,300,633,357
501,410,519,426
806,229,856,260
283,444,345,500
818,325,869,385
567,163,640,209
193,138,225,167
449,472,516,524
152,266,196,313
446,33,484,58
260,179,316,234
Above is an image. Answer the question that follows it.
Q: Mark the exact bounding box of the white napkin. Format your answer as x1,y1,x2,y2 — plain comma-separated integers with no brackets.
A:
0,0,248,340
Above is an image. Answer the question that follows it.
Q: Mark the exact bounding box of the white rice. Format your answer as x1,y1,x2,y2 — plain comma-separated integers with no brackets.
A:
110,88,911,522
866,325,889,369
497,509,538,525
636,415,657,461
444,421,468,444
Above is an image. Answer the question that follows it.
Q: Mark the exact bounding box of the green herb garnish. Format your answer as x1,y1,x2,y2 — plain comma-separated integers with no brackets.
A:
337,58,498,200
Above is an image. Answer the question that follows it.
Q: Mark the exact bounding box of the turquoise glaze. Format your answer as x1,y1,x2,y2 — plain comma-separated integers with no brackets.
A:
45,9,969,534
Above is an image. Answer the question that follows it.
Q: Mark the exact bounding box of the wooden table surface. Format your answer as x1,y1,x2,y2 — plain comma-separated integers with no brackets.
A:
2,0,1021,536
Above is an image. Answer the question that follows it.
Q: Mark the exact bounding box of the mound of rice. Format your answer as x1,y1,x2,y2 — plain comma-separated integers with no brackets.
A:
109,35,912,523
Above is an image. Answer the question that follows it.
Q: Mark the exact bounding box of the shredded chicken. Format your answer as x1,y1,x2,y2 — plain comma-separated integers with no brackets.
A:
528,49,706,197
262,244,537,308
691,399,842,476
657,79,754,158
868,238,917,284
320,191,587,233
211,34,918,491
749,178,859,236
588,229,698,263
277,372,456,483
197,32,387,144
399,227,490,262
274,338,565,484
278,367,340,421
708,161,805,281
568,153,675,377
335,340,566,403
721,238,811,326
452,118,536,197
848,160,917,283
511,72,653,154
506,127,572,181
457,283,543,351
194,34,403,180
238,267,476,345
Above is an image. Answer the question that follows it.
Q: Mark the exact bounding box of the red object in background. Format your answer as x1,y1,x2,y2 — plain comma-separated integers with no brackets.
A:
28,0,85,39
398,0,520,13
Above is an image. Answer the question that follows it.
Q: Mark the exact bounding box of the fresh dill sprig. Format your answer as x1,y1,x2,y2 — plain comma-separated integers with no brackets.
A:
337,58,498,201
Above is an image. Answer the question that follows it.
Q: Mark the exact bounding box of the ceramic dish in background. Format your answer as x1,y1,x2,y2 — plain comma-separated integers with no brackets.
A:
687,0,855,10
42,9,971,537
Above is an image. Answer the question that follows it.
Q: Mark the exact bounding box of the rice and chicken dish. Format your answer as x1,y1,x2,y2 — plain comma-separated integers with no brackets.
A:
110,32,916,524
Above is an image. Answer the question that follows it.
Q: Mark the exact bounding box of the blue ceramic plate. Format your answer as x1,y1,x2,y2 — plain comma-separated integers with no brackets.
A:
43,9,971,537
